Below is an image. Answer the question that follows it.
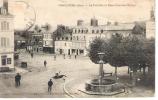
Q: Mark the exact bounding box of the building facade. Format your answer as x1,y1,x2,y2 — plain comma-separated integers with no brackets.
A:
55,37,72,55
146,8,155,39
43,31,54,53
71,18,135,56
0,0,14,71
54,18,136,56
29,31,43,52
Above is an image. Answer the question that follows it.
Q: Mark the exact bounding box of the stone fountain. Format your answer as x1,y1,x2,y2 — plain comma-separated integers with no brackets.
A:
84,52,125,95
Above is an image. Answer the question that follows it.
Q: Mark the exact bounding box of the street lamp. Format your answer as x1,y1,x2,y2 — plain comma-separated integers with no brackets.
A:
98,52,105,85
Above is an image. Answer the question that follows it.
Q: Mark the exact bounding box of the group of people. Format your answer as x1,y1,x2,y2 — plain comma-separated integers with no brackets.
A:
62,54,77,59
29,52,78,60
14,73,61,94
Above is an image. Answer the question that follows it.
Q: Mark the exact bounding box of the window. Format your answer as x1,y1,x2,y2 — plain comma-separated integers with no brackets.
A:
65,43,67,46
1,21,9,30
7,58,11,64
101,30,103,33
74,29,77,33
84,36,86,40
78,29,80,33
7,23,9,30
96,30,99,33
76,36,79,40
86,30,88,33
1,37,7,47
1,56,7,65
81,30,84,33
73,36,75,40
92,30,95,33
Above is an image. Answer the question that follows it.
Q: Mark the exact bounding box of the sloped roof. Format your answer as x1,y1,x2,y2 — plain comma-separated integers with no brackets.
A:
72,23,135,31
15,35,26,41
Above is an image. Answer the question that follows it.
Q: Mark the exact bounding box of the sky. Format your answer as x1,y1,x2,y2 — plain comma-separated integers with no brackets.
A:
0,0,154,30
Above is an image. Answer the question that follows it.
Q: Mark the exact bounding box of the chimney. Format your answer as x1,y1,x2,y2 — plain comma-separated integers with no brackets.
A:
90,18,98,27
77,20,84,26
3,0,8,13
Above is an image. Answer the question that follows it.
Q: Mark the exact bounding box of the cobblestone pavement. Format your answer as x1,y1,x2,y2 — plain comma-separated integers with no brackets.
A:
0,51,155,98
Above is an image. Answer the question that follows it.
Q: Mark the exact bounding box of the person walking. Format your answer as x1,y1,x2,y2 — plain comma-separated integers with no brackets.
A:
63,54,65,59
15,73,21,87
31,52,33,58
48,79,53,94
44,60,47,67
54,55,56,61
75,54,77,59
69,54,71,59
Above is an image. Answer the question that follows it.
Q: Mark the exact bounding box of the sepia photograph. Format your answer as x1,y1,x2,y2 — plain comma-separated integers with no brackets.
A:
0,0,155,98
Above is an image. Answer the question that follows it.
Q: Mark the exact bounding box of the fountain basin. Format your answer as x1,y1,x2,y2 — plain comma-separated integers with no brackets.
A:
85,79,125,93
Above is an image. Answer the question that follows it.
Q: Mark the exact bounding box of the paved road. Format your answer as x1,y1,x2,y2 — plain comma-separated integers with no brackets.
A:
0,51,154,97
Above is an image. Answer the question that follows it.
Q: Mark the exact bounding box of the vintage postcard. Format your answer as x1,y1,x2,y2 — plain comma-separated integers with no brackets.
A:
0,0,155,98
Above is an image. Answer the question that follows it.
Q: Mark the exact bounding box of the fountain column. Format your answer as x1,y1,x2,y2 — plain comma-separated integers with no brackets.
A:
98,52,105,87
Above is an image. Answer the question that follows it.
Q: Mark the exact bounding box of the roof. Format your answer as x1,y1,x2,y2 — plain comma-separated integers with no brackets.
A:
0,13,14,18
15,35,26,41
72,23,135,31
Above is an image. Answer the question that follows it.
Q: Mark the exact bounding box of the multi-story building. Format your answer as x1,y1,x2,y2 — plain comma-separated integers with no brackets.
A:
55,36,72,55
146,8,155,39
54,18,135,56
43,29,54,53
0,0,14,71
71,18,135,55
30,31,43,52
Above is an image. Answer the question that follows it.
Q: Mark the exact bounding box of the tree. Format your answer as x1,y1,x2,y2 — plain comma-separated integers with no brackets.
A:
34,25,40,32
89,34,155,87
42,23,51,32
89,34,127,78
108,33,126,77
53,25,72,37
89,37,110,64
132,22,146,35
143,38,155,88
123,36,146,85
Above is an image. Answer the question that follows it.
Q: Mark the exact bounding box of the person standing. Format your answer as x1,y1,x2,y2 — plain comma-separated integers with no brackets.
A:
15,73,21,87
63,54,65,59
31,52,33,58
48,79,53,94
54,55,56,61
44,60,47,67
75,54,77,59
69,54,71,59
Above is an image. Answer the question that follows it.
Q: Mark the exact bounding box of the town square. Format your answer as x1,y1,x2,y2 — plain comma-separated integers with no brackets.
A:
0,0,156,98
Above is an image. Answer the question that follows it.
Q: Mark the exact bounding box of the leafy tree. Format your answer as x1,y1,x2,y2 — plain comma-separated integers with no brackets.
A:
123,36,146,85
108,33,126,77
143,38,155,88
132,22,146,35
89,37,110,64
89,34,155,86
53,25,72,37
34,25,41,33
42,23,51,31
